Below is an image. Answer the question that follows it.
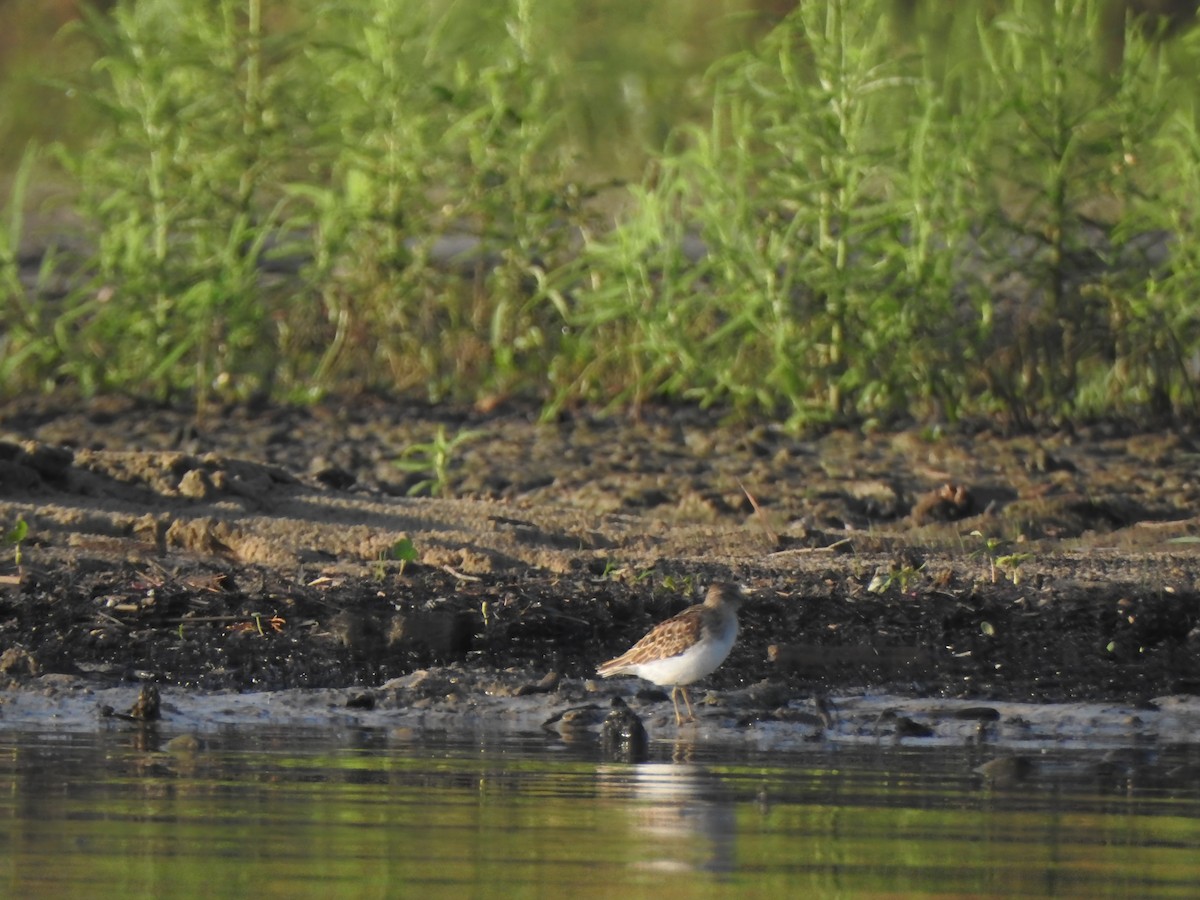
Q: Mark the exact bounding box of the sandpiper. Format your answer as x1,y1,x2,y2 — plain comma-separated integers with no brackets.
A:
597,583,744,725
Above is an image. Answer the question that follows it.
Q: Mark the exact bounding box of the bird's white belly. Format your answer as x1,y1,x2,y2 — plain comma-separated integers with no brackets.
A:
627,625,736,687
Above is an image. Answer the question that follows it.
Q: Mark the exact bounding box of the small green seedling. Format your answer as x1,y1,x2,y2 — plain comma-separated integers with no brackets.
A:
969,530,1032,585
390,537,418,577
659,574,695,594
995,552,1033,585
868,563,922,595
372,537,419,580
970,530,1004,584
4,518,28,567
394,426,483,497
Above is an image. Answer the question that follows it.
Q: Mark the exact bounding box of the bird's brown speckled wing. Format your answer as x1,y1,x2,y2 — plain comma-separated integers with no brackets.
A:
599,604,704,672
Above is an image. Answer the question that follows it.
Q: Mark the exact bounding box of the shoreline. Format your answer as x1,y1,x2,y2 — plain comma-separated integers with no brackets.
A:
3,397,1200,728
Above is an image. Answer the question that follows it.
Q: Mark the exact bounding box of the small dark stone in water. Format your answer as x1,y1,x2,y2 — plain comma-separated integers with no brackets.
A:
976,756,1034,787
129,686,161,721
875,709,933,738
346,692,376,710
543,704,605,734
165,734,201,755
892,716,934,738
600,697,648,763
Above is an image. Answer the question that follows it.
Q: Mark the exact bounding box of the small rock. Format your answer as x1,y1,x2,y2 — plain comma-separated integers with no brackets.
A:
178,468,214,499
129,685,161,721
165,734,201,755
0,646,38,677
976,756,1034,788
893,716,934,738
600,697,649,762
542,704,606,736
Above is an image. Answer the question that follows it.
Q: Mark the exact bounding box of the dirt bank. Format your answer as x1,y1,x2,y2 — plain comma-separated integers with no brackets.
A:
2,396,1199,724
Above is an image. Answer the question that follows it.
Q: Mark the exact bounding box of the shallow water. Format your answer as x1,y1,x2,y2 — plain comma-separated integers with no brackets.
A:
2,725,1200,898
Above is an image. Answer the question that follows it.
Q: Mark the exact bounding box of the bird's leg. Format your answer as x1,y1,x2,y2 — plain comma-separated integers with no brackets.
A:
671,686,696,725
680,687,695,722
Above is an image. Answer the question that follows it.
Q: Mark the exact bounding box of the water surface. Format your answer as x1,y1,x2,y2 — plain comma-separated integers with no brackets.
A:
2,726,1199,898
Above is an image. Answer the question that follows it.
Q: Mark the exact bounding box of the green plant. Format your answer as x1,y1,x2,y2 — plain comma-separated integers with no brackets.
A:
597,558,622,580
5,0,1200,426
55,0,299,405
659,574,695,594
995,552,1033,585
290,0,601,403
867,563,923,595
968,0,1107,417
556,1,979,425
969,530,1004,584
0,144,63,392
969,530,1031,584
4,518,28,567
548,0,1200,425
394,426,483,497
594,560,655,583
388,536,419,578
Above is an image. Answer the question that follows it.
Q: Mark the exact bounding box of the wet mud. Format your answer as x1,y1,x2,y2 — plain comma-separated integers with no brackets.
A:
2,396,1200,740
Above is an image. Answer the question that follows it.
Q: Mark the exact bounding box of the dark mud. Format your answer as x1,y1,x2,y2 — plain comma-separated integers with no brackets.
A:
2,395,1200,729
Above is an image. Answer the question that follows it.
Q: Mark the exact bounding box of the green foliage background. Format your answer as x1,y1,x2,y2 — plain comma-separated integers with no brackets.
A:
3,0,1200,426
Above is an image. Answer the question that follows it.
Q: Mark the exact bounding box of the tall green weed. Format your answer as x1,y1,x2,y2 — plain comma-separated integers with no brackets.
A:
2,0,1200,425
555,0,1199,425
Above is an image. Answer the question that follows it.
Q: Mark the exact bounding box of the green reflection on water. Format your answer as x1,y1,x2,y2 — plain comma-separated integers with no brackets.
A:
1,730,1199,898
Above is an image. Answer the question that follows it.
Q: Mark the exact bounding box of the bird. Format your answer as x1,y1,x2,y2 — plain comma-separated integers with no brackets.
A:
597,583,744,725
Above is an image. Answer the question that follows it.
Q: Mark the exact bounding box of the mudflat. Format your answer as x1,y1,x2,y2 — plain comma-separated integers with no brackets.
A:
1,396,1198,740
